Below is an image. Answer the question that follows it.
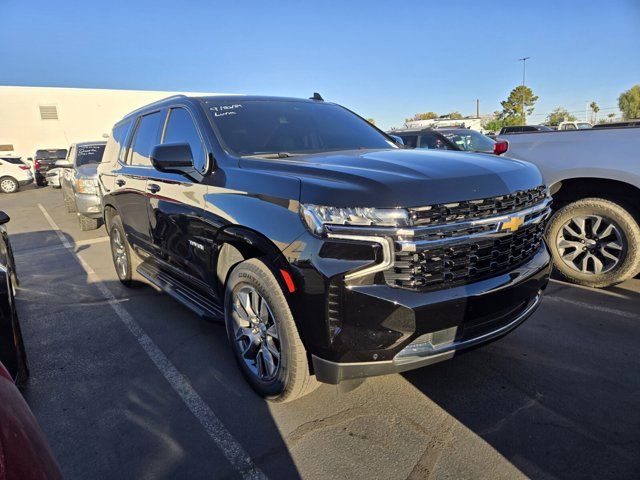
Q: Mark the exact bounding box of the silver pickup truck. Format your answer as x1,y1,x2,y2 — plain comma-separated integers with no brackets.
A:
497,127,640,288
58,141,107,231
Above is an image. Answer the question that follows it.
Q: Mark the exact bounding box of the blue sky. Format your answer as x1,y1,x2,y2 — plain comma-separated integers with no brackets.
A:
1,0,639,129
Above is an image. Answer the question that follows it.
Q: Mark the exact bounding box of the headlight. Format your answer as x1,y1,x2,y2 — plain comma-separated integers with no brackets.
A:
301,204,410,235
77,178,98,195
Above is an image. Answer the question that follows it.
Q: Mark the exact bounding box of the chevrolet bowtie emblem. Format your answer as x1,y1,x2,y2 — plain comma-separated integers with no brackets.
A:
500,216,524,232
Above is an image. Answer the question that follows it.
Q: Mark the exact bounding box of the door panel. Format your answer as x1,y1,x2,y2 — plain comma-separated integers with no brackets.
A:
115,111,163,253
147,172,211,288
115,170,153,250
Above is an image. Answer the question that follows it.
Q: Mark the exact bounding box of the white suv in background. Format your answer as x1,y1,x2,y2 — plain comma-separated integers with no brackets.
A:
0,156,34,193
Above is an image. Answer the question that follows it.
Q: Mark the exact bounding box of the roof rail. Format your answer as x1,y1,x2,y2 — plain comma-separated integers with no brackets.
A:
123,94,188,119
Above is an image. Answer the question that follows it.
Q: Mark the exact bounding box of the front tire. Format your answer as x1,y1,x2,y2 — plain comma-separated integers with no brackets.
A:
0,177,19,194
546,198,640,288
224,259,319,402
64,191,77,213
79,214,99,231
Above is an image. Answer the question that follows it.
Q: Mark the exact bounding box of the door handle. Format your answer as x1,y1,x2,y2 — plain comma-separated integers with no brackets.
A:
116,179,126,187
147,183,161,194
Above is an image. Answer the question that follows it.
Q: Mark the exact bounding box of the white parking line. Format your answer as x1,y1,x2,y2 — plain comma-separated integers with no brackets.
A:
38,204,267,480
544,295,640,320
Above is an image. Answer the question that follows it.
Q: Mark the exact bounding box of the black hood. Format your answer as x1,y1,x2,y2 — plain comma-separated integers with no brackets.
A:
240,149,544,208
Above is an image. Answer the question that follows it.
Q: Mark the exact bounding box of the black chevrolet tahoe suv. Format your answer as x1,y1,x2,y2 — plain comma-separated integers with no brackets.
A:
98,95,551,402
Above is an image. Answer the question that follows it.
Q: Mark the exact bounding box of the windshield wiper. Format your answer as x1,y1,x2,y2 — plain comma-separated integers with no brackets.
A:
242,152,300,159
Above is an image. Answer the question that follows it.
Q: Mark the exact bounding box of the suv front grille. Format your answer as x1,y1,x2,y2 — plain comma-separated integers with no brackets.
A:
384,221,546,290
409,186,547,226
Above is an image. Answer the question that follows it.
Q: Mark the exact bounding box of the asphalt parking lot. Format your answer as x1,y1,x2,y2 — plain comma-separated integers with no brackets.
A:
2,184,639,480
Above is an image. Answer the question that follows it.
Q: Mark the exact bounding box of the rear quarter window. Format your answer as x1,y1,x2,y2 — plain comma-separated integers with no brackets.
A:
103,121,132,164
1,157,25,165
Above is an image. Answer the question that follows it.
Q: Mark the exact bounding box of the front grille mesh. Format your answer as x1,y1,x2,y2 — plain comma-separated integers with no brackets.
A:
409,185,546,226
384,221,546,290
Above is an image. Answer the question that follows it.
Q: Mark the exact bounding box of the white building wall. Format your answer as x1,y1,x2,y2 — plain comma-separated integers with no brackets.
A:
0,86,216,158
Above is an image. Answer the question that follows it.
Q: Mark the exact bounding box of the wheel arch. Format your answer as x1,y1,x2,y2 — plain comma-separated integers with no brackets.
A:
215,225,292,299
103,203,118,233
551,177,640,219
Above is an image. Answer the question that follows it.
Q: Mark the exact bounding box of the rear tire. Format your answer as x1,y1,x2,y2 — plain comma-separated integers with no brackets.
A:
64,192,77,213
108,214,141,287
224,259,319,403
79,214,99,231
0,177,19,194
546,198,640,288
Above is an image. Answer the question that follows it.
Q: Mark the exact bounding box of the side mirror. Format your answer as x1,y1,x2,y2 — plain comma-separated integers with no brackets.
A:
150,143,195,176
54,160,73,168
389,135,405,147
0,211,9,225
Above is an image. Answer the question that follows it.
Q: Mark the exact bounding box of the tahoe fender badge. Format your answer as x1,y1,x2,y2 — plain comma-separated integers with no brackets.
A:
188,239,205,251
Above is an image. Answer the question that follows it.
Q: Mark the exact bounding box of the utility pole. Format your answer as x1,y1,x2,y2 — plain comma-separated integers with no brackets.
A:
585,102,589,122
518,57,530,125
476,99,480,118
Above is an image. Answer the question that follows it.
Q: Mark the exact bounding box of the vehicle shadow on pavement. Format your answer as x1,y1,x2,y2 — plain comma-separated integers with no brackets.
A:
401,294,640,480
12,230,301,480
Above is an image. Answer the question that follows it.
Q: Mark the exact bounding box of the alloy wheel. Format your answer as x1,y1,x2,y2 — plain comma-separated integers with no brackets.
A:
231,285,281,382
1,179,17,193
110,228,128,279
556,215,625,275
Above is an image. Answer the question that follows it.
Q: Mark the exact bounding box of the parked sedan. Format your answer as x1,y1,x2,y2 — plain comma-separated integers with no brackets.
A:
0,211,63,480
0,210,28,384
45,168,63,188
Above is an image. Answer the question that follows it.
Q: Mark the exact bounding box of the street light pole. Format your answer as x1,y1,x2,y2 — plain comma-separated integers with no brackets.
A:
518,57,530,124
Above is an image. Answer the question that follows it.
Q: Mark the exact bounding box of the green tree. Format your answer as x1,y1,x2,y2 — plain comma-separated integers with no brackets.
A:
405,111,438,123
447,111,463,119
500,85,538,124
546,107,576,126
589,101,600,123
618,85,640,119
366,118,376,125
482,111,507,132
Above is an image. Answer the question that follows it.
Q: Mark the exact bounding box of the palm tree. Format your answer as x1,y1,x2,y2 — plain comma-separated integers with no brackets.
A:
590,101,600,123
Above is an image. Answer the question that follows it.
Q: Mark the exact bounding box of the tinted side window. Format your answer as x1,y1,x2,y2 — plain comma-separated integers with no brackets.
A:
398,135,417,148
419,133,450,150
1,157,25,165
128,112,162,166
163,108,206,171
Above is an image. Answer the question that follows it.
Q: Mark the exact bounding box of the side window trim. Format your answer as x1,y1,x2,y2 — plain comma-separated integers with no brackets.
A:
116,121,133,164
124,116,142,165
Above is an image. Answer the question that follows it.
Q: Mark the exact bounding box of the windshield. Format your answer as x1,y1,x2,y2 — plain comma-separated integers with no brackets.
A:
439,130,495,152
76,144,106,166
35,149,67,160
206,100,394,156
577,123,592,129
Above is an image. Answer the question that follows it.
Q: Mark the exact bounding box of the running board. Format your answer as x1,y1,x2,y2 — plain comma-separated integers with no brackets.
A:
137,261,223,321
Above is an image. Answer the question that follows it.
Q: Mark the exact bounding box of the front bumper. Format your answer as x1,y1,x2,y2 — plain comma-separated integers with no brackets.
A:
74,192,102,218
311,245,550,384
